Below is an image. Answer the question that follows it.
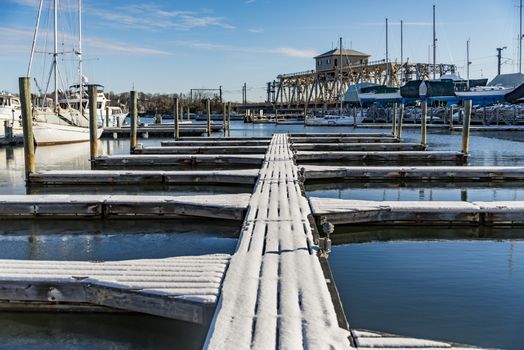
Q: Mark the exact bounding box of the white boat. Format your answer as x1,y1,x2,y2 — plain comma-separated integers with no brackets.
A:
0,94,22,134
27,0,104,146
60,84,127,127
305,114,363,126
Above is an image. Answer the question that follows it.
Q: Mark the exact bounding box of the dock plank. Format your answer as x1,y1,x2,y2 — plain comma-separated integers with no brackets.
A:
296,151,466,163
93,154,264,168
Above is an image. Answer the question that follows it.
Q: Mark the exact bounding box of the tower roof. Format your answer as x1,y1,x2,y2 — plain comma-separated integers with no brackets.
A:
314,48,370,59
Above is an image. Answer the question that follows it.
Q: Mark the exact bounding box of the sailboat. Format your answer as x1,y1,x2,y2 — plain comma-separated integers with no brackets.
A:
28,0,103,146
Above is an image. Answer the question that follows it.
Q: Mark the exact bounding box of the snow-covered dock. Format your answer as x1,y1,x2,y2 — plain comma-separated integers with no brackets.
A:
205,133,352,349
101,125,223,138
310,197,524,225
135,145,268,154
0,254,229,324
303,165,524,182
0,194,250,220
296,151,466,163
161,140,271,146
29,169,259,185
291,136,400,143
292,142,426,151
93,154,265,168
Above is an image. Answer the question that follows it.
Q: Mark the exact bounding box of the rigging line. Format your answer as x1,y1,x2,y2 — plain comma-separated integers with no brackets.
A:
28,0,44,77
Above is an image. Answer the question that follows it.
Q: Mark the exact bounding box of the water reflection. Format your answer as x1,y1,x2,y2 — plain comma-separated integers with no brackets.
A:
0,220,238,261
331,225,524,244
330,238,524,350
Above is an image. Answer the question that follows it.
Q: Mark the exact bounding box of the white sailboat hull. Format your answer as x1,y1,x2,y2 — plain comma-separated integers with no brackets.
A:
33,122,103,146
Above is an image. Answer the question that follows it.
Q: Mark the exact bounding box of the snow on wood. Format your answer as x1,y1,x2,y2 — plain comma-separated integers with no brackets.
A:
303,165,524,181
0,193,251,220
30,169,260,185
0,254,230,323
205,134,351,349
310,197,524,225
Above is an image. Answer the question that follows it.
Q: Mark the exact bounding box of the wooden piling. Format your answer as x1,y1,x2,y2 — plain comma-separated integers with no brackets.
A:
227,102,231,130
391,103,397,136
223,102,227,134
88,85,98,164
19,77,35,181
105,106,109,127
397,103,405,139
129,90,138,153
174,97,179,140
187,106,190,122
353,107,357,129
421,100,427,145
462,100,472,154
449,105,454,129
207,99,211,137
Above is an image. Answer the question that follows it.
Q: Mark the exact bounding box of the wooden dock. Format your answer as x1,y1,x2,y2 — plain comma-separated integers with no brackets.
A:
204,134,351,348
7,128,490,348
309,197,524,225
29,169,259,185
303,165,524,182
296,151,466,164
93,154,264,168
0,194,249,220
101,124,223,138
0,254,229,324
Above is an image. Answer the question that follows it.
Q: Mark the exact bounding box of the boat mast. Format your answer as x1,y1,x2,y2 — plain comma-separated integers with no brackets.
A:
53,0,58,111
432,5,437,80
27,0,44,77
339,37,343,115
400,19,403,84
78,0,83,115
466,39,470,90
385,18,389,85
519,0,522,73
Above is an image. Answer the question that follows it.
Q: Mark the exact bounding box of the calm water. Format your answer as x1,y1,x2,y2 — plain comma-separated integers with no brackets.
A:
330,234,524,350
2,122,524,348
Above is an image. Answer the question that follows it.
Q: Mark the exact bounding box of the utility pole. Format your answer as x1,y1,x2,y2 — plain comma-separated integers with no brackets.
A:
497,47,507,75
433,5,437,80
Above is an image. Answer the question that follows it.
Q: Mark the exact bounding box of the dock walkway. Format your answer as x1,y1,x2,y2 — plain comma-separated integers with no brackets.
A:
205,133,351,348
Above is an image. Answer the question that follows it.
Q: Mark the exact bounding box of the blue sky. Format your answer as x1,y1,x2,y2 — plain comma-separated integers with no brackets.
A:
0,0,520,101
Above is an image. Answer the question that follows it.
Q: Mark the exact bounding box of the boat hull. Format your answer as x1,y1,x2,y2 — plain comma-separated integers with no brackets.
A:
33,123,103,146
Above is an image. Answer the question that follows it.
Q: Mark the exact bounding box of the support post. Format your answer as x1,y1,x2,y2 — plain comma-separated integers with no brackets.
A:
4,121,13,140
129,90,138,153
421,100,427,145
207,99,211,137
303,105,307,127
174,97,179,140
105,105,109,127
88,84,98,164
449,105,454,130
227,102,231,131
187,106,190,121
19,77,35,181
397,103,405,139
223,102,227,134
391,103,397,136
462,100,472,155
353,106,357,129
